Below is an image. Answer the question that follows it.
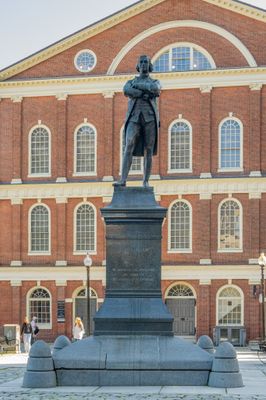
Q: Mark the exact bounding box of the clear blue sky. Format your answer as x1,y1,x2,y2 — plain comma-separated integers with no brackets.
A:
0,0,265,70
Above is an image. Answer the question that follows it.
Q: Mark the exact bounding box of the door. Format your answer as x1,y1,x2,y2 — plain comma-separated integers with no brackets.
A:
166,298,195,336
74,298,97,335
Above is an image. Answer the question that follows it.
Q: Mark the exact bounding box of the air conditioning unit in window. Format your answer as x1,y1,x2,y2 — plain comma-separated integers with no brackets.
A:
213,326,246,346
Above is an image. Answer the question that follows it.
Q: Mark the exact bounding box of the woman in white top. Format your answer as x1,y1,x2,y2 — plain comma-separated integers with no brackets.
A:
72,317,85,341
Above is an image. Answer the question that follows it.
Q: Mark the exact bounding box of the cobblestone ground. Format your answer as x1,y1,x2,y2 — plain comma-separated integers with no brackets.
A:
0,366,25,384
0,393,266,400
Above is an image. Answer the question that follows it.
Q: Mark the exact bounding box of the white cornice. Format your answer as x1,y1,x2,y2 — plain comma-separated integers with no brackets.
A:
0,266,105,284
0,67,266,98
0,264,261,283
162,264,261,281
203,0,266,23
1,177,266,201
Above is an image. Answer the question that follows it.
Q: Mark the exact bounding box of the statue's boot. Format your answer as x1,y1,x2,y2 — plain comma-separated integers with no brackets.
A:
143,180,150,188
113,180,126,187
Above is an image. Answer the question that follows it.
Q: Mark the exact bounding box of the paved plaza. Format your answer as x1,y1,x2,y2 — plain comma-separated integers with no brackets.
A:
0,348,265,400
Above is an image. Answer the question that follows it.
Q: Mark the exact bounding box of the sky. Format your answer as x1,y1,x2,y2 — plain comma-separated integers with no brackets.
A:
0,0,265,70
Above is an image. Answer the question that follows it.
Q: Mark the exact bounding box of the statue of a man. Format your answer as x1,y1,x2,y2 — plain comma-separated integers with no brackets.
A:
114,55,161,188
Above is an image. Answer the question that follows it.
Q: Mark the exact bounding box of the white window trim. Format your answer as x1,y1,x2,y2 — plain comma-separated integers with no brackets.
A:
27,286,52,329
218,117,243,172
73,122,97,176
217,198,243,252
216,284,244,326
167,199,192,253
119,126,143,175
28,124,51,178
167,118,193,173
73,201,97,255
28,203,51,255
74,49,97,73
152,42,216,71
165,281,197,298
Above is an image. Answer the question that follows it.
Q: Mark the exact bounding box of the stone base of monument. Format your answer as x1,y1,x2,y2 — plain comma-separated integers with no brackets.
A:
52,335,213,386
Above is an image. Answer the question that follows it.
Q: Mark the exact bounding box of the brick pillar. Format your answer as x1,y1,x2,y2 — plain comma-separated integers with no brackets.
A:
249,84,262,176
249,194,261,260
11,96,23,184
199,194,212,265
10,198,23,266
102,91,115,181
56,197,67,266
56,94,68,182
197,281,211,338
10,281,22,324
56,283,67,336
200,86,212,178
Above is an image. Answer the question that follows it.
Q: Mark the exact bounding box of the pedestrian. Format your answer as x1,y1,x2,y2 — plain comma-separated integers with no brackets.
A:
21,316,32,353
72,317,85,341
30,316,39,344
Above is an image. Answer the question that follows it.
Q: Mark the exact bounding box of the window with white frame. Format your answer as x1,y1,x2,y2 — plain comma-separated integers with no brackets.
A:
121,129,143,174
153,45,213,72
217,286,243,325
167,284,194,297
28,288,51,326
75,203,96,252
75,124,96,174
29,126,50,175
219,200,241,251
169,121,192,171
219,118,242,170
30,205,50,253
169,201,191,251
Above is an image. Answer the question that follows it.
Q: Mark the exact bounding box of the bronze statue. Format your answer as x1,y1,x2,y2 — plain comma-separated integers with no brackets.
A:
114,55,161,188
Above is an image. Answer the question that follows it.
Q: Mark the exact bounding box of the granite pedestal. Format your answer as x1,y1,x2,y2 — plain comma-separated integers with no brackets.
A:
23,186,215,386
52,187,213,386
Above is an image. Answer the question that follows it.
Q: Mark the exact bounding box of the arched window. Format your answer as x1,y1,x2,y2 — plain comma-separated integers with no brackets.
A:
153,44,214,72
29,205,50,253
169,120,192,172
169,200,192,252
219,199,242,251
74,124,96,175
120,127,143,174
217,286,243,325
75,203,96,253
167,284,194,298
219,118,243,170
29,125,50,176
28,288,51,328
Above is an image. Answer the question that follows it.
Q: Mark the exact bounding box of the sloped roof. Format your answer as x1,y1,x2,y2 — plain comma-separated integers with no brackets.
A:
0,0,265,81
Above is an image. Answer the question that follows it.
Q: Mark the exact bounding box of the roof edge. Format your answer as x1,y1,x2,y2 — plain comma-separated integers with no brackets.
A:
0,0,266,81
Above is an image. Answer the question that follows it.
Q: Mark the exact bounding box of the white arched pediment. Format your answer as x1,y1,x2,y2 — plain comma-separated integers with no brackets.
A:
107,20,257,74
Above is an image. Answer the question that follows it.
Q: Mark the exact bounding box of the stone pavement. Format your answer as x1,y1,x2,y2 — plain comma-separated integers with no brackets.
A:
0,348,265,400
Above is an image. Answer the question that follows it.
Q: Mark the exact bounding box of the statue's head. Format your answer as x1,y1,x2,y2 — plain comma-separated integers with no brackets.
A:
136,55,153,73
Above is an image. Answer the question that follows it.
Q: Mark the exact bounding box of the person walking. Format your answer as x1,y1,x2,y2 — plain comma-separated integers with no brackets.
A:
72,317,85,341
30,316,39,344
21,317,33,353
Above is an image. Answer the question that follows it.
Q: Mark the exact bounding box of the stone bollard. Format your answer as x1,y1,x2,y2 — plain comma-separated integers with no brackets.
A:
208,341,244,388
52,335,71,355
23,340,57,388
197,335,215,354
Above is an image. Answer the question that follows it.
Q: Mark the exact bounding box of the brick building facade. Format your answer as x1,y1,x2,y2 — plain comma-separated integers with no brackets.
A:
0,0,266,343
